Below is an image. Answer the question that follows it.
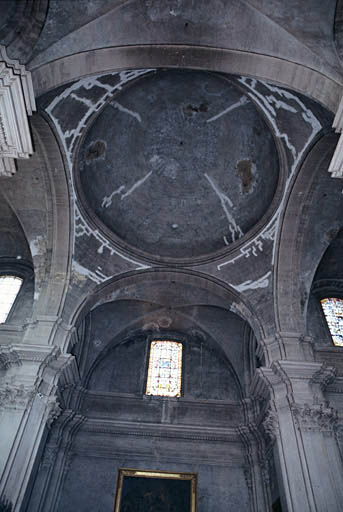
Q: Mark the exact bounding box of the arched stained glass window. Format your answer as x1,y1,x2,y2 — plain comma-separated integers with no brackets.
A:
321,298,343,347
146,340,182,397
0,275,23,324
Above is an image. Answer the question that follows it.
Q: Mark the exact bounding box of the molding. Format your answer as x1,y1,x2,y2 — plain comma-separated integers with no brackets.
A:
79,416,240,443
31,45,342,114
0,45,36,176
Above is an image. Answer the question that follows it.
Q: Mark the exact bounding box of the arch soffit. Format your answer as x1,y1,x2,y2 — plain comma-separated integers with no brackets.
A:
70,268,265,343
274,132,341,333
31,45,342,114
8,113,73,319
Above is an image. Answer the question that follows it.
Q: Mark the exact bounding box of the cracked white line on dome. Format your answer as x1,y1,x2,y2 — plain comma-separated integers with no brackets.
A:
101,170,153,208
110,100,142,123
216,77,322,272
204,173,243,242
206,95,250,123
45,69,155,277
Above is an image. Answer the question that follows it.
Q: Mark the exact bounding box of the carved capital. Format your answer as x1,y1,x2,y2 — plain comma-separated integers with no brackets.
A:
310,365,337,388
292,403,338,434
0,383,35,410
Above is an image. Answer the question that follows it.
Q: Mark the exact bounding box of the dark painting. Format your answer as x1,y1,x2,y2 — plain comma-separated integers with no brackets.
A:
114,469,197,512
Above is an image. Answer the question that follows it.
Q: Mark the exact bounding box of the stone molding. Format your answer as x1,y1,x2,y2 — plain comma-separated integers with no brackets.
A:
329,94,343,178
81,416,239,443
0,45,36,176
40,445,59,468
291,403,338,434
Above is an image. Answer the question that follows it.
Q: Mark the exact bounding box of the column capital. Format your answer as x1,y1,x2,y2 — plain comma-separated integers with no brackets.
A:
0,383,35,410
260,331,314,364
291,403,338,434
251,361,336,406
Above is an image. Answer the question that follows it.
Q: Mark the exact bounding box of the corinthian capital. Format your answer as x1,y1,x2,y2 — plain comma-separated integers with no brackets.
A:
291,403,338,434
0,383,35,410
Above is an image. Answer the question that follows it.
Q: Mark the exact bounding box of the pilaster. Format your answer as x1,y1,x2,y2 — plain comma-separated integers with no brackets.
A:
251,358,343,511
0,343,78,511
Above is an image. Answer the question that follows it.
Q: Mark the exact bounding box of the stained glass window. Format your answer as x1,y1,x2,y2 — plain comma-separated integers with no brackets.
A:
0,275,23,324
146,340,182,397
321,298,343,347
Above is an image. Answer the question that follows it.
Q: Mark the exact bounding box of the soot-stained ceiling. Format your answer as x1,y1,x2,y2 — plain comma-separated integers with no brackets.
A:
78,70,279,260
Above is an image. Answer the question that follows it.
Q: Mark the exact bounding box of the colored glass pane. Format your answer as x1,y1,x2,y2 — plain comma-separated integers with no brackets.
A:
321,298,343,347
0,275,23,324
146,340,182,397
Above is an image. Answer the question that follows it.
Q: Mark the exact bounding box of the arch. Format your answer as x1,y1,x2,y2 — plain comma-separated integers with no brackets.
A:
84,321,245,402
31,45,342,113
274,131,342,334
0,113,73,334
66,267,265,352
307,227,343,346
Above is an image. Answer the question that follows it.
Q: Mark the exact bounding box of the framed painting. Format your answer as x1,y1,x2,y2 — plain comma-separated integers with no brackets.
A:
114,468,197,512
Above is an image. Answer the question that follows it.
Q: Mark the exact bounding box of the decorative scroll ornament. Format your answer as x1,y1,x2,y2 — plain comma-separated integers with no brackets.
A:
0,45,36,176
39,394,62,429
292,403,338,434
47,398,62,429
262,408,279,443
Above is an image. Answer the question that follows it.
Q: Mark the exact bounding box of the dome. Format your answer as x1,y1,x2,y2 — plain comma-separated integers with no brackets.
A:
77,69,279,261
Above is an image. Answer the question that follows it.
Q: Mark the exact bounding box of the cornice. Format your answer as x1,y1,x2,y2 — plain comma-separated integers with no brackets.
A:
79,417,241,443
0,45,35,175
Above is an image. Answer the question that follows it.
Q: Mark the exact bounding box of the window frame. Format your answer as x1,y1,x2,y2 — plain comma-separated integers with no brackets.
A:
144,333,185,399
0,260,33,325
311,279,343,348
320,296,343,347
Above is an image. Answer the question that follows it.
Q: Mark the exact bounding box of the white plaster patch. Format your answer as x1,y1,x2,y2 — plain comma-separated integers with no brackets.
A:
45,69,154,278
230,271,272,293
101,185,126,208
110,100,142,123
30,235,45,257
101,170,153,206
72,261,110,285
74,207,150,270
121,170,153,199
217,77,322,271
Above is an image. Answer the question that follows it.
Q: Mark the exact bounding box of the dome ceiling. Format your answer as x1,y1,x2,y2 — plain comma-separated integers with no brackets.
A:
77,70,279,261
